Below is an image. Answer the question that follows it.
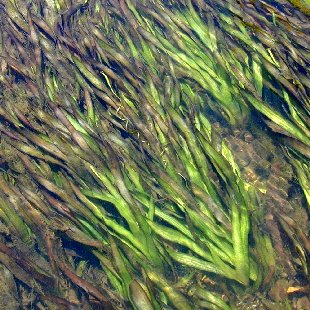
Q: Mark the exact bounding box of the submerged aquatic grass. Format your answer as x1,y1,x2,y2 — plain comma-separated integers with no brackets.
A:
0,0,309,308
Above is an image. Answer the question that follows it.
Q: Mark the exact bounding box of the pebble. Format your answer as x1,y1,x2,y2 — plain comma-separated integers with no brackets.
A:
244,132,254,142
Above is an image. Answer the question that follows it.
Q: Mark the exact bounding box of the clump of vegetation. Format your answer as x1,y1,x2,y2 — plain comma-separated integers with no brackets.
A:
0,0,309,309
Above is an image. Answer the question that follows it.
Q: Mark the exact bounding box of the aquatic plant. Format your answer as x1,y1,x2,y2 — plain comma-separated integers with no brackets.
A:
0,0,309,308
